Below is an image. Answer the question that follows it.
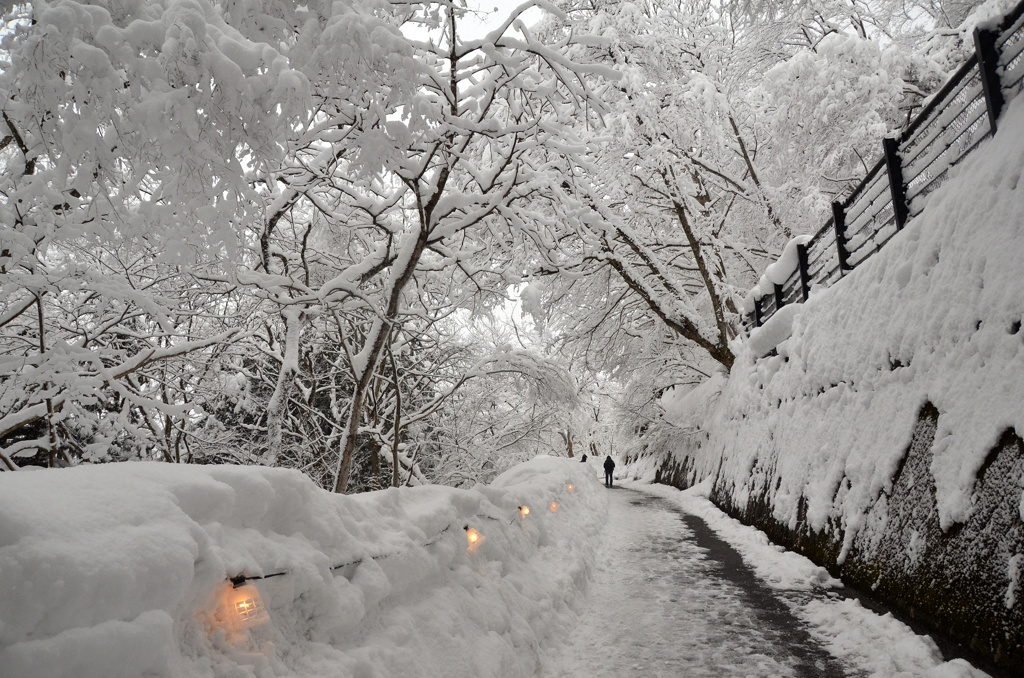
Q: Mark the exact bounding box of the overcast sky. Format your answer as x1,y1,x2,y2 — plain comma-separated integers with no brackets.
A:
462,0,546,37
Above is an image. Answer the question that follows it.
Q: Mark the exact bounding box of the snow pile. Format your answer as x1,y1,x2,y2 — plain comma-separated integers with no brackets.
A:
739,233,813,315
0,457,605,678
743,302,805,359
692,94,1024,558
660,372,726,429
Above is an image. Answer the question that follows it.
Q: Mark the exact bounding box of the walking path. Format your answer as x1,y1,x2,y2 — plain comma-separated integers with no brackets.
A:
538,486,850,677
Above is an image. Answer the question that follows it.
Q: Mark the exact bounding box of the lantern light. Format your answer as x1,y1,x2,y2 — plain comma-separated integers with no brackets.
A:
519,505,530,517
464,524,483,552
225,580,270,630
567,483,575,493
549,501,559,513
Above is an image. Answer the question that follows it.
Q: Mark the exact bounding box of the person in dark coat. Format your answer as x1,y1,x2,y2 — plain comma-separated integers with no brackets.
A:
603,455,615,487
580,453,588,462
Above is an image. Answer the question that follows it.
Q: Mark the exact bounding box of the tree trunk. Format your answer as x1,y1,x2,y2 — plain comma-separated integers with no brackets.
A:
333,229,432,493
264,307,304,466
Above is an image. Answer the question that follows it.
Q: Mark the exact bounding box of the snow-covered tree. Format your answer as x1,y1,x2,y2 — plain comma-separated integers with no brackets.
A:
0,0,613,490
520,0,791,381
0,0,990,489
515,0,991,457
0,0,315,469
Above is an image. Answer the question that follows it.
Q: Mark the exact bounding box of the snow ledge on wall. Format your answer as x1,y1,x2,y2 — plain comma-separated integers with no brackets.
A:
715,94,1024,552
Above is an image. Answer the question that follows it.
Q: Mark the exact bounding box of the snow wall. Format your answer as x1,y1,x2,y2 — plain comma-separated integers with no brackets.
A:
656,98,1024,672
0,457,604,678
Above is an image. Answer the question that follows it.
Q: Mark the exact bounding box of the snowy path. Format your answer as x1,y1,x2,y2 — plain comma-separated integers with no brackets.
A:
538,486,849,678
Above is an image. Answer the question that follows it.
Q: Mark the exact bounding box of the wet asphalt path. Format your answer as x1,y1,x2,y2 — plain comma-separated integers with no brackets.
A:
538,487,850,678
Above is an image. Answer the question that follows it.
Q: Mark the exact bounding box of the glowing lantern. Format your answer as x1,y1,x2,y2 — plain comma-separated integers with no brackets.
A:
225,580,270,630
567,483,575,493
519,505,530,517
549,501,559,513
464,525,484,552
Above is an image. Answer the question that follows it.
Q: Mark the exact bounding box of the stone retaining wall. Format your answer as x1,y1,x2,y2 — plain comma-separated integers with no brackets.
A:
657,404,1024,674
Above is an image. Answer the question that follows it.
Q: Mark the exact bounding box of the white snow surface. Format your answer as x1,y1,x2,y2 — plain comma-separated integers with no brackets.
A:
0,458,604,677
745,301,804,358
659,372,726,429
0,457,996,677
740,233,813,313
669,95,1024,559
638,480,990,678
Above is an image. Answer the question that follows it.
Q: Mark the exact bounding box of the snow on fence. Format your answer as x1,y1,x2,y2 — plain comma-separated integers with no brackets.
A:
742,0,1024,331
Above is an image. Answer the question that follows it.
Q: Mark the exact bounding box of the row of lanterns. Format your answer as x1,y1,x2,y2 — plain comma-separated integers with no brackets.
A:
218,481,580,633
461,483,573,555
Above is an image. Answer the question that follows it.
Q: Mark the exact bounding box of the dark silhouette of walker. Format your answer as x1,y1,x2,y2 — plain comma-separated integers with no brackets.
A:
603,456,615,488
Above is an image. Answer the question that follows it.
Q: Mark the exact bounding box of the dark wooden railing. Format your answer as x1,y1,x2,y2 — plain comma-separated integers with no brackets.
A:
743,0,1024,331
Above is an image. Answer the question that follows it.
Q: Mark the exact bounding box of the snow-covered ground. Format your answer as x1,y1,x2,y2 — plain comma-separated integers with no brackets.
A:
540,483,843,678
639,480,990,678
0,458,603,677
0,456,994,677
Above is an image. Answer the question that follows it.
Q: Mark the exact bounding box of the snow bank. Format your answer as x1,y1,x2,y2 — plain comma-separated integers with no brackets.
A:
744,302,805,358
660,372,726,429
0,457,606,678
699,94,1024,549
654,91,1024,672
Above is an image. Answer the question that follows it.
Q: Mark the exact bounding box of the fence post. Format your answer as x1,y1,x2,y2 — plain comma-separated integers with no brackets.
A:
882,137,909,230
832,202,850,275
753,295,763,327
974,26,1004,134
796,243,810,302
774,283,785,312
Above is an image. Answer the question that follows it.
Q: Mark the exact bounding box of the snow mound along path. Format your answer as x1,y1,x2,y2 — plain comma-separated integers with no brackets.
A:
0,457,607,678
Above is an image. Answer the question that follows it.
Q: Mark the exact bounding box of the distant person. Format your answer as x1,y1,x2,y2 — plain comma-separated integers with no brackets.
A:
604,455,615,487
580,453,588,462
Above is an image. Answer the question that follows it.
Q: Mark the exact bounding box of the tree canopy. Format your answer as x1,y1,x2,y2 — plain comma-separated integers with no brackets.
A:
0,0,996,486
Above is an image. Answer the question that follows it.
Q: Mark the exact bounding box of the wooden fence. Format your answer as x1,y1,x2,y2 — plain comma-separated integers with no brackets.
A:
743,0,1024,330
